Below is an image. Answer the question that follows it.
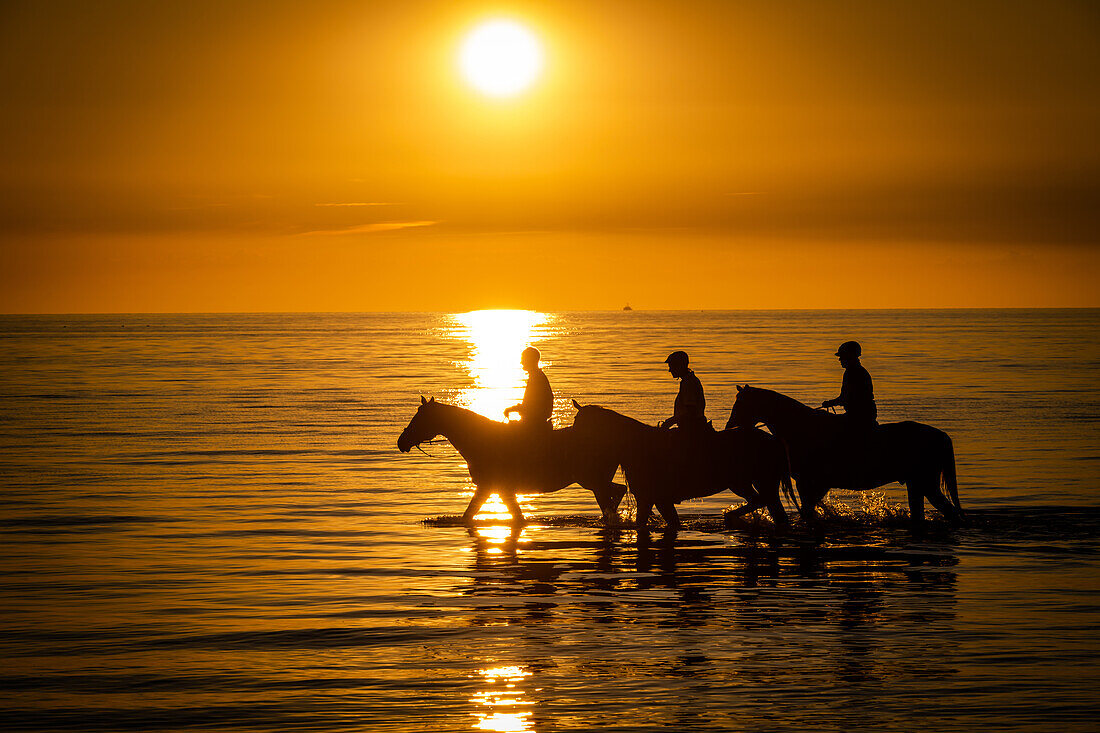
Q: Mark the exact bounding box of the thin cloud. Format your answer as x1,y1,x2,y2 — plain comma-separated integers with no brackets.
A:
298,221,437,236
314,202,401,207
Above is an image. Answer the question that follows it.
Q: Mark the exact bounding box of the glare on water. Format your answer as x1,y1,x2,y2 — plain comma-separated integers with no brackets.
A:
448,310,551,522
471,665,535,732
450,310,551,421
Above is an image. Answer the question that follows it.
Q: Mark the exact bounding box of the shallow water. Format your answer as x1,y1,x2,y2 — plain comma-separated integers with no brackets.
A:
1,310,1098,731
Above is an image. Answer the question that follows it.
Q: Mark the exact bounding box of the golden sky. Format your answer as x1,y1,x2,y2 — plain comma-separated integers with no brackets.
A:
1,0,1098,311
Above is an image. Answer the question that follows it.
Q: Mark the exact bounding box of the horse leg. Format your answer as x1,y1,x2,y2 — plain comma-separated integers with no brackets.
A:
758,479,789,529
591,482,628,525
609,482,627,513
907,481,925,526
726,479,762,518
800,483,827,522
656,500,681,531
920,475,962,524
461,486,492,524
725,502,760,519
501,490,526,525
635,495,654,531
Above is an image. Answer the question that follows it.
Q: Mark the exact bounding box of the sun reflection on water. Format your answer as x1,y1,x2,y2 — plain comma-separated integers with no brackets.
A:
471,665,535,732
445,310,551,523
473,525,531,555
472,493,534,525
451,310,550,421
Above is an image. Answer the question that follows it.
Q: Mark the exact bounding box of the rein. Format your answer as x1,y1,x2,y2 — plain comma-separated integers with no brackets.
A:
414,438,449,458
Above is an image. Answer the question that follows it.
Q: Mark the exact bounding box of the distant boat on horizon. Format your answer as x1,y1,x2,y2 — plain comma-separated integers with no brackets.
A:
622,303,633,311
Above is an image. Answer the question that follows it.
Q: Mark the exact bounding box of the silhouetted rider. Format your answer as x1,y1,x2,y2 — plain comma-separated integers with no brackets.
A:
822,341,878,431
504,346,553,430
659,350,707,432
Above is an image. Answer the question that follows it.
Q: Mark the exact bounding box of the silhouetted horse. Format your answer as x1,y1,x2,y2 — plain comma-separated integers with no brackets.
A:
570,401,793,530
397,397,626,524
725,385,963,525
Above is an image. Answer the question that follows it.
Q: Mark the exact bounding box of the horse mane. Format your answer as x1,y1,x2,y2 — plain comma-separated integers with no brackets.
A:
744,386,818,416
578,405,654,432
426,399,498,426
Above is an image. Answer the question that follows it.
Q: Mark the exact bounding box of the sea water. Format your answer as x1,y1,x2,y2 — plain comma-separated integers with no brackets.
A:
1,310,1098,731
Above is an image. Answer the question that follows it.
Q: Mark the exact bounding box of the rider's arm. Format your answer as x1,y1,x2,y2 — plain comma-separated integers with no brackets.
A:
825,370,853,408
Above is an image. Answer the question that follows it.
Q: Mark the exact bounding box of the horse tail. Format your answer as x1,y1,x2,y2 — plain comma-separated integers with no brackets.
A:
941,432,962,514
778,438,799,511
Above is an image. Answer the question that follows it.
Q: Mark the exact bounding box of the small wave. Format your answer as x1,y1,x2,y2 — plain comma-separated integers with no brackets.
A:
147,625,467,651
4,514,183,529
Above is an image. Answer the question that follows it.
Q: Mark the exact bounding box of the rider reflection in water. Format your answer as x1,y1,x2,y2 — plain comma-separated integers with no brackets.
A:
659,351,708,434
822,340,878,433
504,346,553,430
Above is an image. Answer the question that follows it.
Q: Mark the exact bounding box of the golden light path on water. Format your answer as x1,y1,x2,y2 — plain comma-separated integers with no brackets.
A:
471,665,535,732
449,310,552,523
444,312,546,730
452,309,550,420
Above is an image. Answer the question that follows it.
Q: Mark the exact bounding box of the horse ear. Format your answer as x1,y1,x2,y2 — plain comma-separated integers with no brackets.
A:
745,384,750,389
429,396,435,403
420,395,427,405
736,385,742,392
572,398,582,410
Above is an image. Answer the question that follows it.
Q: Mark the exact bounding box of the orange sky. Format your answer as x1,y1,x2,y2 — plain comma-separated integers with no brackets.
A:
1,0,1098,312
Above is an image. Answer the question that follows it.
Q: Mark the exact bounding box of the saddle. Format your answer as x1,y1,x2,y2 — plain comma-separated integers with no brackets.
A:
659,422,723,499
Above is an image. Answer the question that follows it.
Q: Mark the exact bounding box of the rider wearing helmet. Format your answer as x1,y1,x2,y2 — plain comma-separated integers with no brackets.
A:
822,340,877,431
505,346,553,429
660,350,707,432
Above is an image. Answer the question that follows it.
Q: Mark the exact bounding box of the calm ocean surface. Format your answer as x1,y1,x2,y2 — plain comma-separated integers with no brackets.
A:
1,310,1098,732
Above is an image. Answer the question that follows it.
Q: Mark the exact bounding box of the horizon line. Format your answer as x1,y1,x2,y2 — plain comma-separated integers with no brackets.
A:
2,306,1098,317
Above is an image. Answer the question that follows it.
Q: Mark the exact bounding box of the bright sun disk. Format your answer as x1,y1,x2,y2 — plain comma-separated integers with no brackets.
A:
459,19,543,97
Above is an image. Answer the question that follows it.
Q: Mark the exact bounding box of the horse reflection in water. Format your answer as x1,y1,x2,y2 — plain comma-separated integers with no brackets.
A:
569,401,794,531
456,521,961,721
397,397,627,524
727,385,964,526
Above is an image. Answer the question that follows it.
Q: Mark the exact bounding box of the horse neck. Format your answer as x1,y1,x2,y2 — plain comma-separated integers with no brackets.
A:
586,410,652,455
753,391,817,441
432,404,497,460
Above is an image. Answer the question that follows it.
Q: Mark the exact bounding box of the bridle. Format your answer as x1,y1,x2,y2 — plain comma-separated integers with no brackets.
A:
412,438,448,458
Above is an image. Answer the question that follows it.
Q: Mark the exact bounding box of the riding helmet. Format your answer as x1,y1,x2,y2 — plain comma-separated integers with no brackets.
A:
664,350,689,368
835,341,862,358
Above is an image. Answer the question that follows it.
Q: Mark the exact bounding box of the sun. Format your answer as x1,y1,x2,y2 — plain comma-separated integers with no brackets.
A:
458,19,544,98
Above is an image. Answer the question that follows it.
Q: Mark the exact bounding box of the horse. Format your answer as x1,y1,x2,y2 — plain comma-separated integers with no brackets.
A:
725,385,963,526
397,396,627,525
569,401,793,531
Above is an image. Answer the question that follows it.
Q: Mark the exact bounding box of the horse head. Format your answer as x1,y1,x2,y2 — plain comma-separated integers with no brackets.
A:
397,396,441,452
725,384,758,430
